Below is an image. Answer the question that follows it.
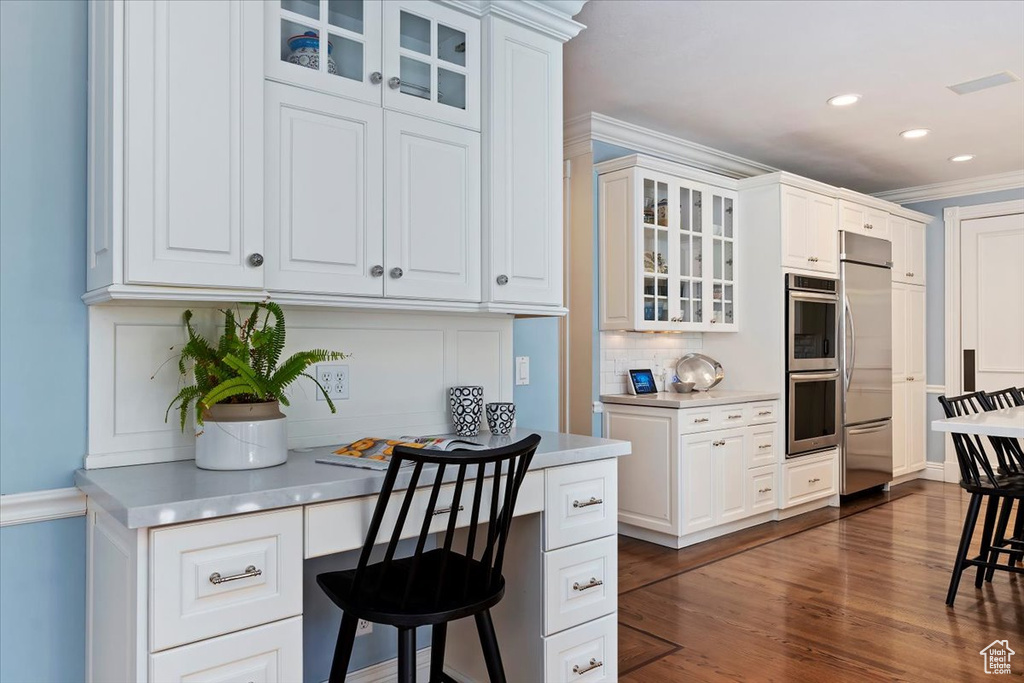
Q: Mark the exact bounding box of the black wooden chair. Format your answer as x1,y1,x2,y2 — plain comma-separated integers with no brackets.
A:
939,393,1023,606
317,433,541,683
979,388,1024,575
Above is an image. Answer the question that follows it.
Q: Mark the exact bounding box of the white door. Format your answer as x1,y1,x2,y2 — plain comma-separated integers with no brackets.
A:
125,0,264,288
891,381,908,476
264,83,384,295
485,17,563,307
382,1,480,130
384,111,481,301
680,434,715,535
960,212,1024,391
905,220,926,285
714,433,747,524
781,186,814,270
809,193,839,275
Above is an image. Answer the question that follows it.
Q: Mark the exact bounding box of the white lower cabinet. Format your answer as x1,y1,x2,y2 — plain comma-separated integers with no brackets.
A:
543,535,617,635
680,432,716,535
149,617,302,682
781,450,838,508
543,614,618,683
747,466,778,515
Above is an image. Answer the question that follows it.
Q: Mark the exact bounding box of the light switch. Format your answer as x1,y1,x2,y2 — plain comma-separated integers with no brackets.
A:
516,356,530,385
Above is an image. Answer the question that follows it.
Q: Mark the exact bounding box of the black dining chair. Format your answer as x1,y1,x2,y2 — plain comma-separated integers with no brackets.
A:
939,394,1023,606
317,433,541,683
979,388,1024,575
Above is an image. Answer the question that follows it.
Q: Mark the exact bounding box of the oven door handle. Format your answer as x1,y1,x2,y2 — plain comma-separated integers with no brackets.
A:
790,370,841,383
844,294,855,391
790,290,839,303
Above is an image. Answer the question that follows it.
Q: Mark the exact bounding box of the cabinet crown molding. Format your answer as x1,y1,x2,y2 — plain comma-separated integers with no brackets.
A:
872,169,1024,205
594,154,739,190
444,0,587,41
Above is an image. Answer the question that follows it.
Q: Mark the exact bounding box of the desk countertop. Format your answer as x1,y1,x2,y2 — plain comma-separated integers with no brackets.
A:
75,430,631,529
601,390,780,409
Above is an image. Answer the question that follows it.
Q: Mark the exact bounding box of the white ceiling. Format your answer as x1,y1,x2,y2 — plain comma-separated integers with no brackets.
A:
564,0,1024,194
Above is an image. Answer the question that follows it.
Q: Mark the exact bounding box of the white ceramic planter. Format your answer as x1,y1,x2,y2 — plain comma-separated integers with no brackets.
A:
195,402,288,470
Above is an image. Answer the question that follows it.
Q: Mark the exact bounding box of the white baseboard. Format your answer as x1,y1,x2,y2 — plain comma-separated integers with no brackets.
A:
332,647,432,683
919,462,947,482
0,487,87,527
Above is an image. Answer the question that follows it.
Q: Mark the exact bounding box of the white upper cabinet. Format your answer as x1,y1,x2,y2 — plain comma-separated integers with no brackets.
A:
264,83,384,295
384,112,481,302
265,0,383,105
101,0,264,290
838,200,890,240
483,16,563,308
781,186,837,276
383,1,480,130
597,157,739,332
890,216,926,285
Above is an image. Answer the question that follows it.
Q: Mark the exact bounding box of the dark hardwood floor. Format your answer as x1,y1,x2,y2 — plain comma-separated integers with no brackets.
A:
617,480,1023,680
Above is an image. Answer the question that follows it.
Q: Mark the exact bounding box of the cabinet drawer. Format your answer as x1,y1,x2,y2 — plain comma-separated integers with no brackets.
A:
306,470,544,559
782,452,838,508
544,536,617,635
545,459,617,550
544,614,618,683
150,508,302,652
748,426,776,468
747,466,778,514
713,404,749,430
149,616,302,682
679,408,715,434
749,401,778,425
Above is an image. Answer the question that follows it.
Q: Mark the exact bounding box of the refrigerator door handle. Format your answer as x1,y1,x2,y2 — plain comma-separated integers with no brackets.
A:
844,294,856,391
846,421,890,436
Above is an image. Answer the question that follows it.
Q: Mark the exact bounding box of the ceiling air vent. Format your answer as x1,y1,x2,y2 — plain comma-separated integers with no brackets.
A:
947,71,1020,95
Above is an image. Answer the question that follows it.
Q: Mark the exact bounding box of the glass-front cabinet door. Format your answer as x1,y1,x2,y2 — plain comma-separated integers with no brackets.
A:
382,1,480,130
676,184,704,326
266,0,383,104
709,191,737,329
639,176,672,329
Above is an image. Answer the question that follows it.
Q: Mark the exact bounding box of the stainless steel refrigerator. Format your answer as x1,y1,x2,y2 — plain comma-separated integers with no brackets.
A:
839,232,893,495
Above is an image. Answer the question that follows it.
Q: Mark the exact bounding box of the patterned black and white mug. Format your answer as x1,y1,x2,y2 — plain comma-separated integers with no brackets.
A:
449,386,484,436
485,402,516,435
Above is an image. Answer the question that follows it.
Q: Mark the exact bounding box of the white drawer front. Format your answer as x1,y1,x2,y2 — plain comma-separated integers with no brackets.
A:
713,404,749,430
150,616,302,682
782,452,838,508
747,426,776,469
151,508,302,652
749,401,779,425
544,614,618,683
747,466,778,514
544,536,617,635
679,408,714,434
545,459,617,550
306,470,544,559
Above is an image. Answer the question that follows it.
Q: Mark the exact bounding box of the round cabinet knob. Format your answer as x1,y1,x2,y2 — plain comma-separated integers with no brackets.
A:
496,274,509,286
369,72,383,84
388,76,402,89
248,253,264,267
390,267,404,279
370,265,384,277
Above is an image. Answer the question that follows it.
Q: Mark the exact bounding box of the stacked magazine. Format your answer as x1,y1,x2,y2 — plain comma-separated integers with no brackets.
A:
314,436,485,470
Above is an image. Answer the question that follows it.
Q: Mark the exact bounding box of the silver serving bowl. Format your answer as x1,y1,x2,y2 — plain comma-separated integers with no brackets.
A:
672,381,696,393
674,353,724,392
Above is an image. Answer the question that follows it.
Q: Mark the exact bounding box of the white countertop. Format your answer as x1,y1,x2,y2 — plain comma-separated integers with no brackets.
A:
930,405,1024,438
601,390,780,409
75,429,631,529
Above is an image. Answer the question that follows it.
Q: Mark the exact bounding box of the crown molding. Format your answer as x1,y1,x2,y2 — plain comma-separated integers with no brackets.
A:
872,170,1024,205
445,0,587,42
0,488,87,527
564,112,778,180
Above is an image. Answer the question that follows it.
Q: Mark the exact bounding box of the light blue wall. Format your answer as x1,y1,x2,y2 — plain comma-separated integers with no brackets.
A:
1,2,89,681
903,187,1024,462
512,318,560,431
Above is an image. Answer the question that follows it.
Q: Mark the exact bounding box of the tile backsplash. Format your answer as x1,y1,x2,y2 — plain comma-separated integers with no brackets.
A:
600,331,703,395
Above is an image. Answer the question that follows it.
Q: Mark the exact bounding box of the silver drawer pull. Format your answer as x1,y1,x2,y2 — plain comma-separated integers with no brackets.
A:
906,271,914,277
694,417,709,423
209,565,261,585
758,444,772,450
713,440,726,447
573,496,603,509
432,505,465,516
758,487,773,494
727,414,742,419
572,577,604,592
906,376,915,381
808,477,821,484
757,410,771,416
573,658,604,676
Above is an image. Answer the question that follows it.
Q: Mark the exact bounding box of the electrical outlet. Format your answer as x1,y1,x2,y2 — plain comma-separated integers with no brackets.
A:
356,619,373,637
316,364,349,400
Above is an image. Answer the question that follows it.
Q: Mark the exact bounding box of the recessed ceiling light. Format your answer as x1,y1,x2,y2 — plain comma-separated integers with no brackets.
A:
899,128,931,139
949,154,975,162
827,94,860,107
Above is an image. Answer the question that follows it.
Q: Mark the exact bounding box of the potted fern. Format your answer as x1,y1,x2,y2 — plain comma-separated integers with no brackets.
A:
166,302,348,470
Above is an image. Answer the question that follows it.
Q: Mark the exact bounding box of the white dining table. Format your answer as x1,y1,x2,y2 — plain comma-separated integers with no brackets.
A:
931,405,1024,439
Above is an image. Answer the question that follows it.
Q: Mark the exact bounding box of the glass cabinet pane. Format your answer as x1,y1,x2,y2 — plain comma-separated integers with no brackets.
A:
713,196,723,236
724,241,733,281
643,180,656,224
282,23,321,71
438,24,466,66
283,0,319,21
329,34,364,81
328,0,363,32
692,236,702,277
438,68,466,109
679,188,690,232
724,197,734,238
657,182,668,227
692,190,702,233
680,237,691,278
399,56,431,99
713,240,723,279
693,282,703,322
400,11,431,55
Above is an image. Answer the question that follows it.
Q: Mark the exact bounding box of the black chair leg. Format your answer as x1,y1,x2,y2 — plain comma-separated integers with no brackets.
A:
947,493,983,606
986,497,1014,581
430,623,448,682
975,495,1000,588
328,613,359,683
397,627,417,683
475,610,507,683
1011,503,1023,567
